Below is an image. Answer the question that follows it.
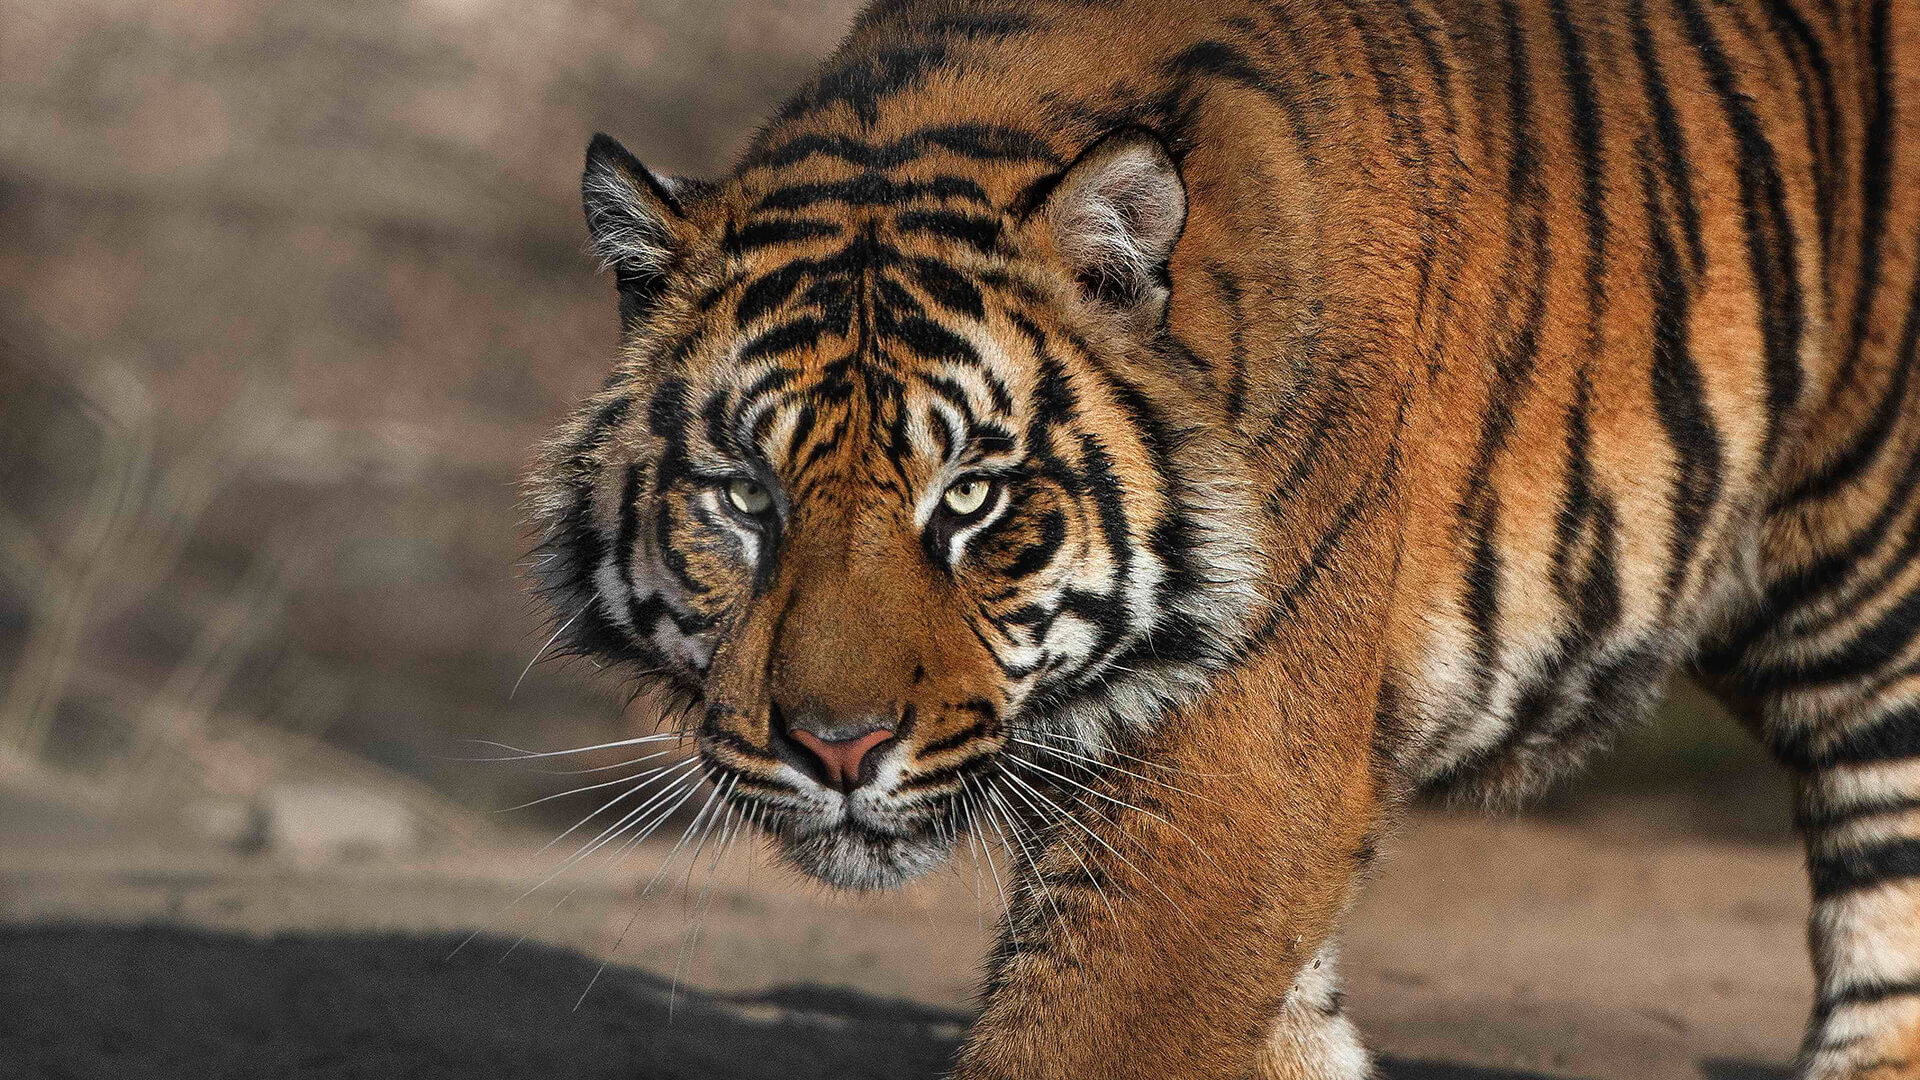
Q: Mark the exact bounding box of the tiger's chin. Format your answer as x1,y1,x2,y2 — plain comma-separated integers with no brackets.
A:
777,820,952,892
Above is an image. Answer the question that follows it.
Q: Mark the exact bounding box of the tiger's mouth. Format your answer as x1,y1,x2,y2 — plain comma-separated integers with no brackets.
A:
766,791,962,891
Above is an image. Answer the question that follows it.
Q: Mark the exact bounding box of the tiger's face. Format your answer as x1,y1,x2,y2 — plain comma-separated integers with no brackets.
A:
531,128,1260,889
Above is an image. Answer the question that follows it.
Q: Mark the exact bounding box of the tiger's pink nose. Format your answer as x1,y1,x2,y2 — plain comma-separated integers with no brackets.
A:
787,728,894,794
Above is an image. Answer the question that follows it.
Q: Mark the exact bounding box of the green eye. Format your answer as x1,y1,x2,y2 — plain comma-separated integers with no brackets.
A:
942,477,993,517
726,477,773,516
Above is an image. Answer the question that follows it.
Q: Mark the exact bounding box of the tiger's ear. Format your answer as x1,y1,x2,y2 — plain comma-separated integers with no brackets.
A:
582,133,706,327
1036,128,1186,324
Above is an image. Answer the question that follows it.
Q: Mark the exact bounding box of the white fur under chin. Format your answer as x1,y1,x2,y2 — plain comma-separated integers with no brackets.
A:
780,824,952,891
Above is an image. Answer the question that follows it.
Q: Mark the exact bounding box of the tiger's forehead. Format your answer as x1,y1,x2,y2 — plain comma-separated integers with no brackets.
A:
731,120,1067,213
661,213,1039,484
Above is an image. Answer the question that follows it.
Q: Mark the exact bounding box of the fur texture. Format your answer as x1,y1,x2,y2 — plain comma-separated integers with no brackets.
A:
528,0,1920,1075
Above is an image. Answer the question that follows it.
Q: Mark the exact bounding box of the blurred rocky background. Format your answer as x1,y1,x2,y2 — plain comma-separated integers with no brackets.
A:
0,0,876,859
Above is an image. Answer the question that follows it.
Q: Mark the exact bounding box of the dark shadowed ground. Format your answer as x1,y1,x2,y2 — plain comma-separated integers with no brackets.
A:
0,924,1793,1080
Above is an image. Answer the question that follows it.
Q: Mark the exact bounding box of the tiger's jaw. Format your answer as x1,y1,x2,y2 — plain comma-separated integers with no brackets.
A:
707,736,981,891
775,803,957,891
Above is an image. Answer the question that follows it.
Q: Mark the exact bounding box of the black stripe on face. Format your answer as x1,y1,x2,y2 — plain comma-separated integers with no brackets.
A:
908,256,987,318
883,310,981,366
756,174,992,213
723,219,843,257
1671,0,1804,468
1003,509,1068,580
895,210,1002,256
920,718,998,757
613,462,645,599
1810,836,1920,897
736,316,833,364
746,124,1061,171
734,262,814,327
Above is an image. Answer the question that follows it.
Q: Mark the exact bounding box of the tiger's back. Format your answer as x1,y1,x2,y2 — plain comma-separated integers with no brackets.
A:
533,0,1920,1075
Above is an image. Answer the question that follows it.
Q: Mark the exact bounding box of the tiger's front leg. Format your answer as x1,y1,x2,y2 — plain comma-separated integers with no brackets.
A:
1253,942,1373,1080
952,637,1391,1080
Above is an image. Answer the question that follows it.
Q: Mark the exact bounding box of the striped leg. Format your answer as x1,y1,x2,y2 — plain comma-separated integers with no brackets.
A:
1254,941,1374,1080
1762,685,1920,1079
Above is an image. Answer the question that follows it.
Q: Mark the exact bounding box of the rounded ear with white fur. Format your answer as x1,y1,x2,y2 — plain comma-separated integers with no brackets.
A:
581,133,704,328
1035,128,1187,324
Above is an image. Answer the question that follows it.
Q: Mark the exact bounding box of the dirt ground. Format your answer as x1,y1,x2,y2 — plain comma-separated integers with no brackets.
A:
0,785,1809,1080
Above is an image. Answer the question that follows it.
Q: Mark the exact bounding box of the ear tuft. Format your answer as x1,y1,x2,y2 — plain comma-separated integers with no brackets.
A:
1040,129,1186,319
582,134,697,323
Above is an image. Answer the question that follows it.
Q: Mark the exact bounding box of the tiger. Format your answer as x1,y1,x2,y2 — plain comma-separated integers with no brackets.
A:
525,0,1920,1075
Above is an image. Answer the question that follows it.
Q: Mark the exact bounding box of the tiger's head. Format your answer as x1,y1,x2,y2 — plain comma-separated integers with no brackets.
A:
528,124,1263,889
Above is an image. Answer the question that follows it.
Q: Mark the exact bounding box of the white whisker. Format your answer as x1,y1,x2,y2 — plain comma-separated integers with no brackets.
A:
512,597,592,701
496,755,692,814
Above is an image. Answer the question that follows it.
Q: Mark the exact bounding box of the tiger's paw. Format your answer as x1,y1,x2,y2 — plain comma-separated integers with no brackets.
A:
1254,945,1374,1080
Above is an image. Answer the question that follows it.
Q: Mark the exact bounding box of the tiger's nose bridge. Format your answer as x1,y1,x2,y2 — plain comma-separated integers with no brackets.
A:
768,521,935,714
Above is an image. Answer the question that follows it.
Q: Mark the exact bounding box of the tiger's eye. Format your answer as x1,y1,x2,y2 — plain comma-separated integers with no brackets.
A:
942,478,993,516
726,478,773,515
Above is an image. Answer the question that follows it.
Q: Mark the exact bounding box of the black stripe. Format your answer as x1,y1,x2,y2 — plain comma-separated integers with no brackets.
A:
736,316,832,363
1549,0,1609,328
1815,979,1920,1023
921,720,996,757
775,44,948,127
1779,240,1920,506
1161,39,1315,165
895,209,1002,255
1459,0,1550,701
1810,836,1920,897
1761,0,1841,270
613,462,645,601
756,173,991,213
1773,702,1920,773
1704,436,1920,674
1751,574,1920,688
907,256,986,318
722,218,841,256
745,124,1061,171
1672,0,1805,467
1337,0,1440,306
1628,0,1707,272
1799,796,1920,834
1830,0,1893,393
1245,397,1407,651
1642,159,1724,610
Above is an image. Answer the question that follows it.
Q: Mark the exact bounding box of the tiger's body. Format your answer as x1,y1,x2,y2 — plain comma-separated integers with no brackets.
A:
529,0,1920,1075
